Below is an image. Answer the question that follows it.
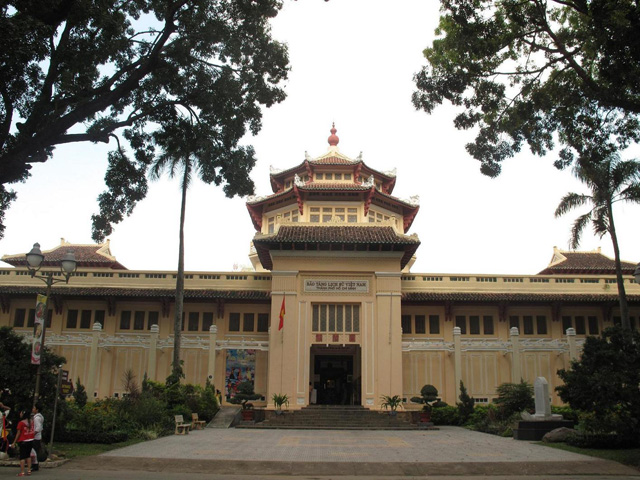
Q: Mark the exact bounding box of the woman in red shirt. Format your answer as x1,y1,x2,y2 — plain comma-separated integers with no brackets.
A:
11,409,34,476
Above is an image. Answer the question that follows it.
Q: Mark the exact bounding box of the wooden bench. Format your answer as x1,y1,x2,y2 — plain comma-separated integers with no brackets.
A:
191,413,206,430
174,415,191,435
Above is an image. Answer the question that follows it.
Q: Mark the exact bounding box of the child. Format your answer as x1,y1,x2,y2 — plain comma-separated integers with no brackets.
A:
11,409,35,476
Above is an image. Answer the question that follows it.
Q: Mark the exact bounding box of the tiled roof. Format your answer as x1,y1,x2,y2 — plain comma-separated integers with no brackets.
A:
2,240,127,270
538,250,637,275
253,225,420,270
310,156,357,165
403,292,640,303
255,225,420,245
298,183,370,191
0,285,270,300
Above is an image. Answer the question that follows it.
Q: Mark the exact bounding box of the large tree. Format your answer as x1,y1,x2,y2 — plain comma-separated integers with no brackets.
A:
0,0,289,238
0,326,65,413
148,118,256,380
413,0,640,177
555,154,640,330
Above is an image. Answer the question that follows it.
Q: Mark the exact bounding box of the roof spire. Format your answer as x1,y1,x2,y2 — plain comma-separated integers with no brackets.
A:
328,122,339,147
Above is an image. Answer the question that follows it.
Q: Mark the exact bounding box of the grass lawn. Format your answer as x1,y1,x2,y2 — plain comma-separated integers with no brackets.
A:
540,442,640,470
52,438,145,459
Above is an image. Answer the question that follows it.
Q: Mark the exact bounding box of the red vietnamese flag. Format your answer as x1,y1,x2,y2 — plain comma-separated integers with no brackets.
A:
278,297,285,331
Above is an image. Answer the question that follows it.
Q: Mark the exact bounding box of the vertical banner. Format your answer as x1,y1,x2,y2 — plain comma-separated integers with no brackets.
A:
224,349,255,400
31,294,47,365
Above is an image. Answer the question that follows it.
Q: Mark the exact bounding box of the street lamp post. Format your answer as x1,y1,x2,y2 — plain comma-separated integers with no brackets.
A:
25,243,76,406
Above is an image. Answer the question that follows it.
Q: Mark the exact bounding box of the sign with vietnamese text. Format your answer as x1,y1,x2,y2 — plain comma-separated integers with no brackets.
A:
304,279,369,293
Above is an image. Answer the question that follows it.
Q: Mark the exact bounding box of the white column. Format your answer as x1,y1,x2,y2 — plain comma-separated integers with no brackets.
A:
453,326,462,399
86,322,102,400
207,325,218,384
510,327,521,383
148,324,159,381
566,327,577,361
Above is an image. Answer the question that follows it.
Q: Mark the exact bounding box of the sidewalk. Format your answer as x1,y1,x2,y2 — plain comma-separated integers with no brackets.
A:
64,426,638,477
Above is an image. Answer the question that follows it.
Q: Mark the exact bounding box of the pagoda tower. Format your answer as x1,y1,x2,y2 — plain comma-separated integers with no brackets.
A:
246,125,421,409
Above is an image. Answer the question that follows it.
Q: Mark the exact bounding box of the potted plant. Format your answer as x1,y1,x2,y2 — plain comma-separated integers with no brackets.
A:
272,393,289,415
411,384,439,423
229,381,261,421
380,394,403,415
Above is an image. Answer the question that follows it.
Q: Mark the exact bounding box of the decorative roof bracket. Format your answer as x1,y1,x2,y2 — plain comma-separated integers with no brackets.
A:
364,186,375,216
293,184,304,215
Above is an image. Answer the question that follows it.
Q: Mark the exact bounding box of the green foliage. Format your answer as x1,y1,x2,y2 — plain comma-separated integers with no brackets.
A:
494,381,534,419
413,0,640,177
457,381,475,425
229,381,261,410
557,326,640,445
272,393,290,411
554,155,640,329
431,405,460,425
410,384,439,413
380,394,403,412
0,1,290,238
57,374,219,443
467,404,519,437
551,405,579,424
0,326,65,414
73,377,88,409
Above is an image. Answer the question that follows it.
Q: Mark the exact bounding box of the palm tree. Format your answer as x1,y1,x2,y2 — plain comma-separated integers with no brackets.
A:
555,154,640,330
150,120,255,381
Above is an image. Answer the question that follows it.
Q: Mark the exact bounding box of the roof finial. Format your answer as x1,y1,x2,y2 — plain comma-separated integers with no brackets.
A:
328,122,339,147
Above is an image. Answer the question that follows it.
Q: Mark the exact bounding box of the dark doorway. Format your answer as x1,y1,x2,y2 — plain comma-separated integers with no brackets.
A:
313,354,353,405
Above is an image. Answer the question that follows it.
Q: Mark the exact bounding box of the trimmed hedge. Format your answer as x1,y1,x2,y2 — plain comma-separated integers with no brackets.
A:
431,406,460,425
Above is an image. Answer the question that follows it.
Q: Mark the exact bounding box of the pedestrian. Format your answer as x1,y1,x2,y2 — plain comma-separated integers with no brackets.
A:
30,403,44,471
11,409,35,476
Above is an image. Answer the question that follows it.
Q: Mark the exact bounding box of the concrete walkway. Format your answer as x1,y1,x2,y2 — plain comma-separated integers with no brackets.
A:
62,426,637,477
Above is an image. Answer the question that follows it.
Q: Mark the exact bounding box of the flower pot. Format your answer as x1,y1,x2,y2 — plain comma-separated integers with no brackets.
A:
419,411,431,423
241,409,255,421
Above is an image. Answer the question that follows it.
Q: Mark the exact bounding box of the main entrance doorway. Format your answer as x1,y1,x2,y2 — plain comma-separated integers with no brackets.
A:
310,345,361,405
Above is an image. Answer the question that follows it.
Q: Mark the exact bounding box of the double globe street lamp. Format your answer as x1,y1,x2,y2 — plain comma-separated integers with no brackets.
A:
25,243,77,406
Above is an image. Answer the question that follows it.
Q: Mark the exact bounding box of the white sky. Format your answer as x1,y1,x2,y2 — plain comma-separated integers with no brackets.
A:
0,0,638,275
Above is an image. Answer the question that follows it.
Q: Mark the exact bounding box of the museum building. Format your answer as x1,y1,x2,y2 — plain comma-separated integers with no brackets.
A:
1,126,639,408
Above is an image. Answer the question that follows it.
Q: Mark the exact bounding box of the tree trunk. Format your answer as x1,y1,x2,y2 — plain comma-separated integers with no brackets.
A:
172,161,190,379
607,202,631,330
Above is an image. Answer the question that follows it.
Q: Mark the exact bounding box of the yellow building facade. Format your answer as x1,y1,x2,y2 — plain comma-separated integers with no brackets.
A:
1,126,639,409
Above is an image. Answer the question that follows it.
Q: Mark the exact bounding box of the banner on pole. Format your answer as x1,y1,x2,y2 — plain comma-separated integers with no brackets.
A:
31,294,46,365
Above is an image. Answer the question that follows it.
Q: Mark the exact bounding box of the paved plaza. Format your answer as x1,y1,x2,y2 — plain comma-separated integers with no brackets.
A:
1,426,638,478
68,427,640,477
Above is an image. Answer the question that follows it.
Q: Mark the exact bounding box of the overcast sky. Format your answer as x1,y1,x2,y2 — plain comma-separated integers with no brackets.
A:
1,0,638,275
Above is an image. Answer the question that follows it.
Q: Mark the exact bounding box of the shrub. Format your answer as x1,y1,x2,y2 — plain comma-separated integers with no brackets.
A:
73,377,88,409
122,393,167,428
410,385,439,413
494,381,533,419
58,429,129,444
467,403,519,437
551,405,579,423
229,381,260,409
431,405,459,425
457,381,475,425
557,326,640,446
